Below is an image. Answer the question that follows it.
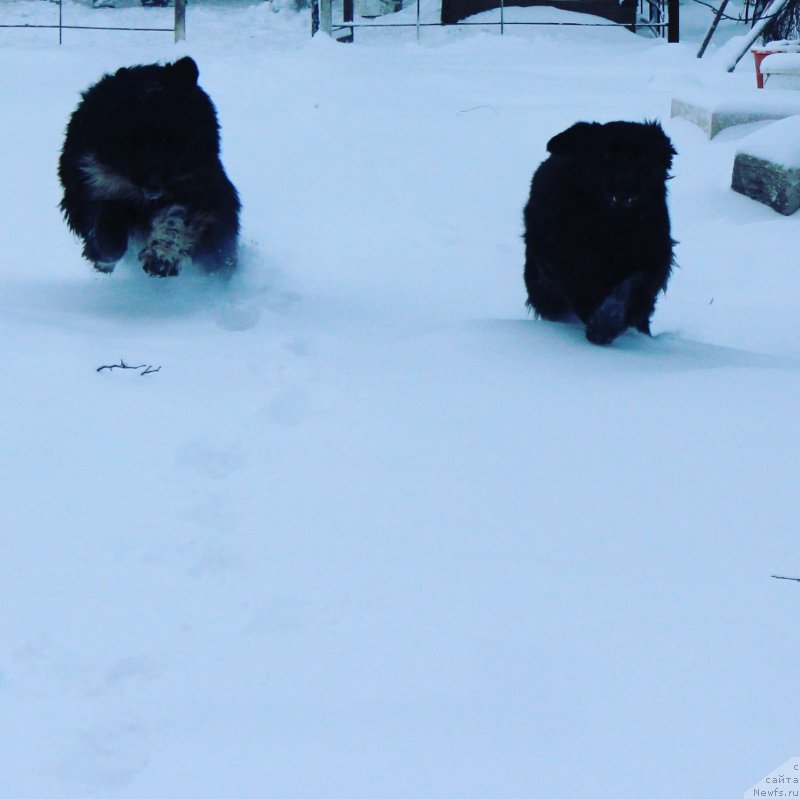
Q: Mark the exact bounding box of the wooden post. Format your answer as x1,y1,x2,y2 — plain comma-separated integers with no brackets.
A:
312,0,332,35
174,0,186,42
667,0,679,43
319,0,332,35
341,0,354,42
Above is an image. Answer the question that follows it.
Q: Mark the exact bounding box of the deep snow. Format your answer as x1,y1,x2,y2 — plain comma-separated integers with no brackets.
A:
0,2,798,797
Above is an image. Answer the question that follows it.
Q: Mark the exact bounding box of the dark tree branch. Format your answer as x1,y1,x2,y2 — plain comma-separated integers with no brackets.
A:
772,575,800,583
692,0,784,22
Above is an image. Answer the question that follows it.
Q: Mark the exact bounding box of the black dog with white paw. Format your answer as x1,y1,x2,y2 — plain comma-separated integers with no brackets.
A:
523,120,676,345
59,56,240,277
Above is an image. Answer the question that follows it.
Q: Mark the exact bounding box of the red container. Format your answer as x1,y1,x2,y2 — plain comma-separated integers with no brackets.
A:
752,43,800,88
752,48,777,89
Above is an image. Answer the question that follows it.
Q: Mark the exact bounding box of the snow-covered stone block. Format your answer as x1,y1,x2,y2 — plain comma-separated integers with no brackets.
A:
671,89,800,137
731,115,800,214
761,53,800,90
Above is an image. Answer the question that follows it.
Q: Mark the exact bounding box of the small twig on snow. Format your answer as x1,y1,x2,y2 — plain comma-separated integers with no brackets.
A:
457,105,500,115
97,360,145,373
97,360,161,376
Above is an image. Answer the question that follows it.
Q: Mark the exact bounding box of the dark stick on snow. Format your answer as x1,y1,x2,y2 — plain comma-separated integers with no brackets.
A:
97,360,145,373
772,575,800,583
97,360,161,376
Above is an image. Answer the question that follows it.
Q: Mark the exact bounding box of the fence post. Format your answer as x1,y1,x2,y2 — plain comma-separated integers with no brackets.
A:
320,0,332,34
58,0,63,44
667,0,678,42
342,0,354,42
312,0,332,34
175,0,186,42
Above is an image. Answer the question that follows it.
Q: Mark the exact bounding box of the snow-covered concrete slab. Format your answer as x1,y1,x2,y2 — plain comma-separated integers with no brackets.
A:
732,114,800,213
671,88,800,137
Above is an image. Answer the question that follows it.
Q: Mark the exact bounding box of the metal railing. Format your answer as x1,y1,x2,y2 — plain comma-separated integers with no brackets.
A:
314,0,677,42
0,0,186,44
637,0,674,36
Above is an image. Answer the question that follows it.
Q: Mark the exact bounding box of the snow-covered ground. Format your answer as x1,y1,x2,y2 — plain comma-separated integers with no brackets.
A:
0,1,798,797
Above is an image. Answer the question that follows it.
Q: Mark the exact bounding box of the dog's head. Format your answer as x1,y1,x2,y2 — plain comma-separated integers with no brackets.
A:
103,57,219,201
546,120,676,212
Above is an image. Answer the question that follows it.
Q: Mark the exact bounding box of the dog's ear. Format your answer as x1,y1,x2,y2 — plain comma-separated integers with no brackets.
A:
171,56,199,86
546,122,597,156
646,120,677,171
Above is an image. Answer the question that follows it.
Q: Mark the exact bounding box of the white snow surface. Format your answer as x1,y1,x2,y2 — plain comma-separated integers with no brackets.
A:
762,52,800,72
675,85,800,114
1,2,799,798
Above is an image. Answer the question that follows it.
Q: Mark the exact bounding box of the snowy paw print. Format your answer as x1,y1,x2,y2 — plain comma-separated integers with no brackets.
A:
100,656,156,692
56,717,149,793
176,439,247,480
265,386,311,427
215,300,262,331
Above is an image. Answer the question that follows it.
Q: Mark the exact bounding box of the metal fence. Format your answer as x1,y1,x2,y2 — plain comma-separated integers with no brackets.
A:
641,0,680,38
0,0,186,43
314,0,678,42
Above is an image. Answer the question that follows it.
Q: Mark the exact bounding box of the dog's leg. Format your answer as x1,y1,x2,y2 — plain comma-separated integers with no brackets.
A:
189,173,240,274
629,285,662,337
84,202,129,273
525,259,572,321
139,205,193,278
193,214,239,274
585,272,646,345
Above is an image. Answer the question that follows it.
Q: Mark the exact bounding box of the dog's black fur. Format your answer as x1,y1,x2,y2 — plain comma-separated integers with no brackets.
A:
59,56,240,277
523,120,676,345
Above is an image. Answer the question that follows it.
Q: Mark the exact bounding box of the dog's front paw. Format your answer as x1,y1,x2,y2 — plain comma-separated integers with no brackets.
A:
586,295,627,346
139,207,192,278
138,237,190,277
139,247,182,277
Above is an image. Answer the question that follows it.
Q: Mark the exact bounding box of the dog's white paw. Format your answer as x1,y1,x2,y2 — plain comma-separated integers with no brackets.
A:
139,206,192,278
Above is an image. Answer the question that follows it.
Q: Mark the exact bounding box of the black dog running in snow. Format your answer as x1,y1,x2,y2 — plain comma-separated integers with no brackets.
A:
523,120,677,345
59,56,240,277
